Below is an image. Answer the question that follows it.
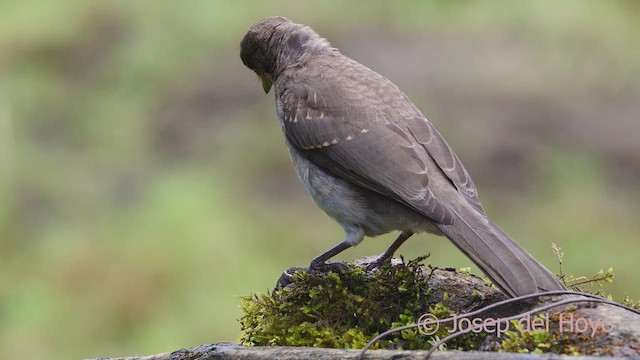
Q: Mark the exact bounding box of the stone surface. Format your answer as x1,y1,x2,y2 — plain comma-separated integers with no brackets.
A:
87,342,626,360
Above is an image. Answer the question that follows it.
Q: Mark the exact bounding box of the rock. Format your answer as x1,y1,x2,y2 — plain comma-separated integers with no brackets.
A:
89,257,640,359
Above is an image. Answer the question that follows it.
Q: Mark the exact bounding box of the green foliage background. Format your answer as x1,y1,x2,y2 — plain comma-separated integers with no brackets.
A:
1,1,639,359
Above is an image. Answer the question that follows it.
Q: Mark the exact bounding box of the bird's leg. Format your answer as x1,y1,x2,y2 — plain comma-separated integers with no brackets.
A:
367,230,414,270
309,241,352,272
276,241,350,288
309,227,364,272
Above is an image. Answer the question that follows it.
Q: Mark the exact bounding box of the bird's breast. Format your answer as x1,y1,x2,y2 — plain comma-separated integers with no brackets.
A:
284,138,436,237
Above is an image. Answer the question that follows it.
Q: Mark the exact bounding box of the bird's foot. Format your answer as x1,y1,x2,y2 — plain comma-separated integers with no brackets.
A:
364,254,394,272
274,267,306,290
309,259,349,273
276,261,350,291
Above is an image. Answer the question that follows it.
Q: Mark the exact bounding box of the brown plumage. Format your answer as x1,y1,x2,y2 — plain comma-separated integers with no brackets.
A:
240,16,565,297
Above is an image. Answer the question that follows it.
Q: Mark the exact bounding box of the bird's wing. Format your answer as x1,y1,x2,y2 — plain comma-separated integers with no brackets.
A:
279,59,483,224
406,117,485,214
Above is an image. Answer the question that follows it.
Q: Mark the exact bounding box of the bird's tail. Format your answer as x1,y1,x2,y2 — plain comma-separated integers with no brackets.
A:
434,206,566,297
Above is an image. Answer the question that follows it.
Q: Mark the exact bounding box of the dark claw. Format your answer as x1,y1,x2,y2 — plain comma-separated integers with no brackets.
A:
365,255,392,272
274,266,305,290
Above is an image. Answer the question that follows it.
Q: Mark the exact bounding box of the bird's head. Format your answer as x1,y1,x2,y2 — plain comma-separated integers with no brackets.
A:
240,16,332,93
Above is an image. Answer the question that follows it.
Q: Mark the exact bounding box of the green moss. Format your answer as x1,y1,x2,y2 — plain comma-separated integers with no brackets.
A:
497,275,640,357
239,256,484,350
240,254,639,354
500,318,553,354
622,294,640,309
498,311,620,356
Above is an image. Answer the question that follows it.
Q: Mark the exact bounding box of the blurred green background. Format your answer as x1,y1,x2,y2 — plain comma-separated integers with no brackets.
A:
2,1,639,359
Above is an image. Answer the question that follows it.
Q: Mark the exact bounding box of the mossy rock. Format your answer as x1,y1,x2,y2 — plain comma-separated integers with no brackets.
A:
239,256,640,357
240,256,504,351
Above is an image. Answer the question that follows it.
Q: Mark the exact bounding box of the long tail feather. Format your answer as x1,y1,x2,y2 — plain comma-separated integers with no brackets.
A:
435,207,565,297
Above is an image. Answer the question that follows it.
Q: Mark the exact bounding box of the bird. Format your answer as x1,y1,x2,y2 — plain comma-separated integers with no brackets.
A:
240,16,565,297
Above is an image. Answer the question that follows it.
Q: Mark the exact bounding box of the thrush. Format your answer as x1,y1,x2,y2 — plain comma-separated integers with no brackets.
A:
240,16,565,297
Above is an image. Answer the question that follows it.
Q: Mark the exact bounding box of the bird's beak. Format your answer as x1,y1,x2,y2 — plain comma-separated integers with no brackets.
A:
260,75,273,93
